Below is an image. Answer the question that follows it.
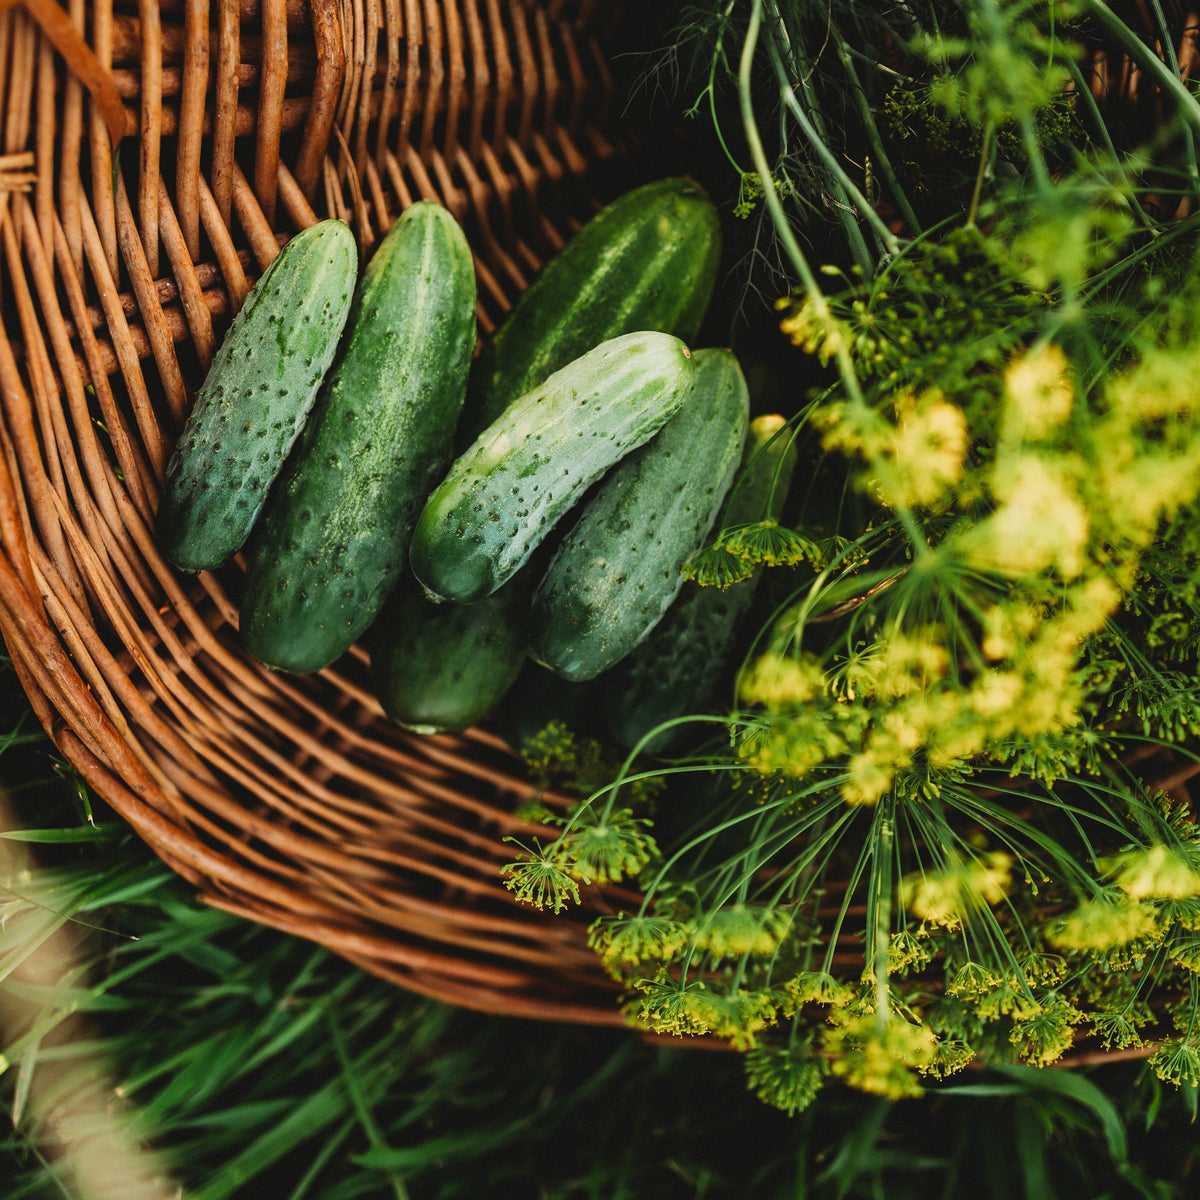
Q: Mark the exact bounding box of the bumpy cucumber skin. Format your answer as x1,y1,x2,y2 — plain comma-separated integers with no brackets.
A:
460,177,721,444
157,220,357,572
529,347,751,683
240,203,477,674
409,331,696,606
370,582,527,734
605,413,798,753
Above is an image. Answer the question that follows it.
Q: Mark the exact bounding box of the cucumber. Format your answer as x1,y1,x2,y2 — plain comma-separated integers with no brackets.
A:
409,331,696,606
370,581,527,734
605,413,799,753
239,202,476,673
494,661,606,754
459,176,721,443
529,347,751,682
156,219,357,572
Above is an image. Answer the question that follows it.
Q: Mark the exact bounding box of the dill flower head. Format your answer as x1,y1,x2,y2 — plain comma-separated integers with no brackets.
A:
818,399,890,460
824,1013,937,1099
841,749,898,808
1052,576,1123,646
519,720,581,786
587,913,692,972
1089,308,1200,544
968,669,1025,719
1089,1002,1154,1051
900,851,1014,928
821,390,968,511
945,960,1003,1002
744,1042,825,1116
1095,438,1200,543
1044,894,1160,952
1016,951,1067,988
1002,342,1074,440
849,696,974,799
963,450,1090,580
872,391,969,510
738,652,826,710
1166,932,1200,974
698,903,793,960
1150,1039,1200,1089
736,714,850,780
778,295,850,363
734,171,794,218
1109,844,1200,901
921,1036,976,1080
723,519,820,569
888,928,933,974
1159,897,1200,932
782,970,855,1009
630,977,779,1049
683,539,755,589
500,839,581,913
921,994,985,1047
972,975,1044,1022
682,986,781,1051
1107,329,1200,423
980,601,1042,662
627,974,714,1039
558,807,658,886
1009,995,1084,1066
874,628,950,700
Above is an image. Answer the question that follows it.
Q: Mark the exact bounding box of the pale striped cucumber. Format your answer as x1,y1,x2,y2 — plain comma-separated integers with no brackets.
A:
529,347,750,682
240,202,476,673
157,219,357,571
409,331,696,606
459,177,721,444
605,413,799,752
369,582,527,734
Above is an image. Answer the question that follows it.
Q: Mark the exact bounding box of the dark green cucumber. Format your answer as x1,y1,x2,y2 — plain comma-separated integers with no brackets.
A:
240,202,476,673
459,176,721,443
157,220,357,571
605,413,798,753
529,347,751,682
409,331,696,606
370,582,527,734
493,661,606,754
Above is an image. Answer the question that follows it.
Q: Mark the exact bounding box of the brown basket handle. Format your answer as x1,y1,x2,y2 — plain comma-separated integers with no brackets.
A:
7,0,129,146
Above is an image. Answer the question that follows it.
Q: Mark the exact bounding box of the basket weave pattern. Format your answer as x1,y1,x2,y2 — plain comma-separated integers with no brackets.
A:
0,0,644,1024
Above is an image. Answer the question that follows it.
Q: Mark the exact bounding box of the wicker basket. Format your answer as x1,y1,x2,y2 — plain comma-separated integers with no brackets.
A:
0,0,663,1025
6,0,1200,1061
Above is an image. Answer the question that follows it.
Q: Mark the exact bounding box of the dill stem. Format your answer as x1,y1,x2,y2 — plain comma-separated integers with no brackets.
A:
705,1,747,176
739,3,929,561
737,0,866,410
829,27,922,237
870,795,896,1030
761,2,896,264
966,121,995,227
